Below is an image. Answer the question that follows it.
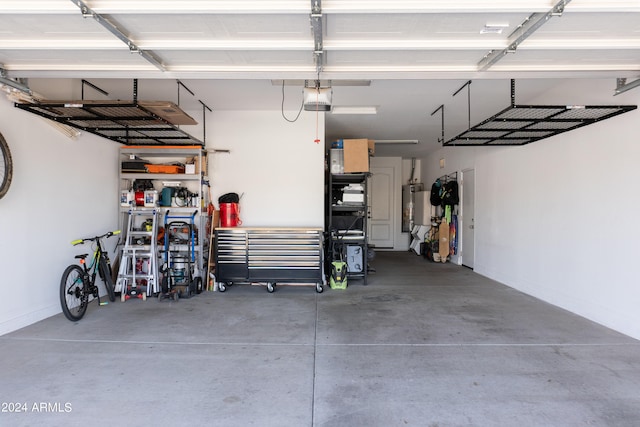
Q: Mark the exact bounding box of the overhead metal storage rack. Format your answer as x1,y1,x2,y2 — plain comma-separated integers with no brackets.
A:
439,80,637,147
14,99,204,146
444,104,637,147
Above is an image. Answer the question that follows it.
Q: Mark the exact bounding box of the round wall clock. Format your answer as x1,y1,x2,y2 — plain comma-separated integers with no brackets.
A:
0,132,13,199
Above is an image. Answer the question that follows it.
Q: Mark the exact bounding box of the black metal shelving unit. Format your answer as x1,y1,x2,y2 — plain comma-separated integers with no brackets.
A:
327,173,369,285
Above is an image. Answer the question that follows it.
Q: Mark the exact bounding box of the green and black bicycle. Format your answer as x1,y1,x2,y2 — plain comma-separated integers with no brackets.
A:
59,230,120,321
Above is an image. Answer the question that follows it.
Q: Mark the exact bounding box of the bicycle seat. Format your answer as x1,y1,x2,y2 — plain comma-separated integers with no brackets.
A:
75,254,89,260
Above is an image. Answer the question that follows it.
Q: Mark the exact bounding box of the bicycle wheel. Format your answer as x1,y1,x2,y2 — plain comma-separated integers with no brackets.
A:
99,257,116,302
60,265,88,321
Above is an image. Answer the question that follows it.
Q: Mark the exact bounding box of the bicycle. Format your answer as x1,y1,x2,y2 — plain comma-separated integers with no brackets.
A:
60,230,120,321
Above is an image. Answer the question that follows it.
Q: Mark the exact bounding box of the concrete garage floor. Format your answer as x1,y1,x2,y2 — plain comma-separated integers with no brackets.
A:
2,251,640,427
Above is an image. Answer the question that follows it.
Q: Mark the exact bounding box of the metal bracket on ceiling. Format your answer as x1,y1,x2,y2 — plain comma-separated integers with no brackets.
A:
132,79,138,102
310,0,324,75
430,104,445,145
176,80,194,106
452,80,472,131
175,80,212,144
430,81,473,146
81,79,108,100
477,0,572,71
71,0,166,72
199,100,212,144
614,77,640,96
0,65,32,95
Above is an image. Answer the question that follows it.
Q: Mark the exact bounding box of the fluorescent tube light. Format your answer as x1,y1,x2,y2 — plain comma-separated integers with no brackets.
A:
331,106,378,115
271,79,371,87
480,22,509,34
376,139,419,144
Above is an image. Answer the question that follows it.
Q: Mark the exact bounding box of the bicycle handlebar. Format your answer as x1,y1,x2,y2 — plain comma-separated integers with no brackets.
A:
71,230,121,246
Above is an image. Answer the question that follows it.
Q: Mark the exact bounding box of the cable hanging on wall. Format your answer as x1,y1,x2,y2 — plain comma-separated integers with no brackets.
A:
281,81,304,123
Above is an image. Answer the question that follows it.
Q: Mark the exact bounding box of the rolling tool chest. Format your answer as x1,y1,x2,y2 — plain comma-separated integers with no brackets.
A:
215,227,324,293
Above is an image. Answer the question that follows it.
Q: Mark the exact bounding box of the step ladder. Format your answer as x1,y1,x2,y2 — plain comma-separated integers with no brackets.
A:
116,208,159,301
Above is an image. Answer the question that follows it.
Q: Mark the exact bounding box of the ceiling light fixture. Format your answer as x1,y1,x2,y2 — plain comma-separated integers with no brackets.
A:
331,106,378,115
375,139,419,144
480,23,509,34
271,80,371,87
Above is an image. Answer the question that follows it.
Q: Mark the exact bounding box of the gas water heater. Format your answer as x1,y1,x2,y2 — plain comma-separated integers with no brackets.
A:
402,183,424,232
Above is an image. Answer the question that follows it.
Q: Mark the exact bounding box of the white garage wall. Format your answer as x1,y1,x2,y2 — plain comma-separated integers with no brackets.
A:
208,110,325,227
422,79,640,340
0,97,119,335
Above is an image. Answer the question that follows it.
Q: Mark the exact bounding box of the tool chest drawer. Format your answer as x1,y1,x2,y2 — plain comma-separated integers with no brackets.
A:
215,228,248,278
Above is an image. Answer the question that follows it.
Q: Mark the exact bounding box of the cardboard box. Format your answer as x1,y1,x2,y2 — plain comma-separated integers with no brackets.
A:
186,155,207,174
212,210,220,230
343,139,370,173
342,193,365,203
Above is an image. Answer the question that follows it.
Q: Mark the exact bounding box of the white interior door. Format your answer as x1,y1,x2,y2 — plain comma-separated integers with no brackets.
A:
368,158,401,249
462,168,475,268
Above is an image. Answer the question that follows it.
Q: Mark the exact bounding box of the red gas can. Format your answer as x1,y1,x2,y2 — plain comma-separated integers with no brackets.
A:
220,202,241,227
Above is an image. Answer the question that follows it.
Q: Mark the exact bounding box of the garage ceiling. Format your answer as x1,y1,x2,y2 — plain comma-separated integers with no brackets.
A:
0,0,639,156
